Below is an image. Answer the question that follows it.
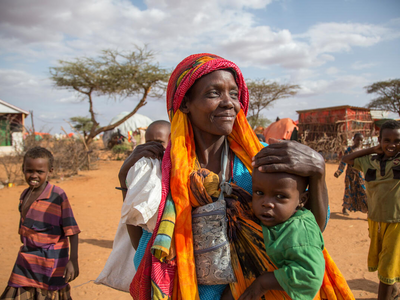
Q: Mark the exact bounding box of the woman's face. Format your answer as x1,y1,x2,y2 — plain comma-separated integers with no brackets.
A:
181,70,240,138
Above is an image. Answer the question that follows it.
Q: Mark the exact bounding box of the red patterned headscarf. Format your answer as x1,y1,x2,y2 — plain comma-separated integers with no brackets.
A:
166,53,249,120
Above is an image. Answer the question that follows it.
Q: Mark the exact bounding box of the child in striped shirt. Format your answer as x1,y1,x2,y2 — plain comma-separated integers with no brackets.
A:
1,147,80,300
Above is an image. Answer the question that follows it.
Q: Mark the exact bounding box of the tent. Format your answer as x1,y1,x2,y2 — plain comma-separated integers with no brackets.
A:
263,118,298,142
102,112,152,148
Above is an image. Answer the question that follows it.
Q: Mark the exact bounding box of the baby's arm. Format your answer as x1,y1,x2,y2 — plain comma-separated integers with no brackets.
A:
342,145,382,165
238,272,283,300
64,234,79,283
274,245,325,299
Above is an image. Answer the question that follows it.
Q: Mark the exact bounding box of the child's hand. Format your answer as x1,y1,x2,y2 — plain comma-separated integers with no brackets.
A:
373,144,384,155
64,259,79,283
238,278,265,300
334,171,341,178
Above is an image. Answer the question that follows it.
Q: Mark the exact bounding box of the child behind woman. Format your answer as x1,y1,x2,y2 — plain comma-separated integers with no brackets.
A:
118,120,171,268
1,147,80,300
239,168,325,300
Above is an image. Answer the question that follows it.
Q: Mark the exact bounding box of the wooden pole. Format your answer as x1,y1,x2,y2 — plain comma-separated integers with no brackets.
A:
30,110,35,139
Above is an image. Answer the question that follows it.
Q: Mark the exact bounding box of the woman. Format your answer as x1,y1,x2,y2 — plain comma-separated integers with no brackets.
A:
125,54,352,300
334,133,368,215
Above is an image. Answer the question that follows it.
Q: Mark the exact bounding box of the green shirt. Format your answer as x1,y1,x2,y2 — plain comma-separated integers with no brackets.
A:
262,208,325,300
353,154,400,222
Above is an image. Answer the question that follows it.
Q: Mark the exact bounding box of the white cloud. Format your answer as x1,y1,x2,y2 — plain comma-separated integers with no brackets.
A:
298,74,371,97
0,0,399,132
0,69,46,93
1,0,398,71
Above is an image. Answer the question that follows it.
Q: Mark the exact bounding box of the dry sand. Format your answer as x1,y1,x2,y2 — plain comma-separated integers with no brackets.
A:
0,161,379,299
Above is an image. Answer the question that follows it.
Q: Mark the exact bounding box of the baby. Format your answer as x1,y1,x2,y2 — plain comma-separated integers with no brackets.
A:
239,169,325,300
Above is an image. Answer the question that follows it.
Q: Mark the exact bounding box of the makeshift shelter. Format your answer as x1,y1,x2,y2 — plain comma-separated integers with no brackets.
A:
297,106,374,142
102,112,152,148
263,118,298,142
296,106,377,159
0,99,29,155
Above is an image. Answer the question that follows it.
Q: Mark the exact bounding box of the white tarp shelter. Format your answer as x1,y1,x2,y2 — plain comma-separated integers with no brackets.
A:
102,112,152,148
0,99,29,155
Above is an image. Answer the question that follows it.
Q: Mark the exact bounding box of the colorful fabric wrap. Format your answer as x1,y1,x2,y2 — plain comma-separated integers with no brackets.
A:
130,53,354,300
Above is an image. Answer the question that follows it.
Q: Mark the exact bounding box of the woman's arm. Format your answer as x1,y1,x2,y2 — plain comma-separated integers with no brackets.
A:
118,141,165,201
334,149,349,178
252,139,328,230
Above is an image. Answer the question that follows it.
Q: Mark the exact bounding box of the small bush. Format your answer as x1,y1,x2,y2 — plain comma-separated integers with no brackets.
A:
111,142,131,160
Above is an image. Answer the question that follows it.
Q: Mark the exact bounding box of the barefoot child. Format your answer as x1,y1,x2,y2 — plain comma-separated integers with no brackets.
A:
342,120,400,300
239,168,325,300
1,147,80,300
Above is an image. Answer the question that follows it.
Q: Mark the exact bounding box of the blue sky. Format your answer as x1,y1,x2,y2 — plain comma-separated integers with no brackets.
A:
0,0,399,133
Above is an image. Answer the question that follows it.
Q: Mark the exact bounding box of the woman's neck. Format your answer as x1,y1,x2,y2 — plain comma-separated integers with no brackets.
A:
193,129,226,174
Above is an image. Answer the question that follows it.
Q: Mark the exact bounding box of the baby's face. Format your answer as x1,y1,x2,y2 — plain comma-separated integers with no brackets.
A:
252,170,306,227
145,125,170,149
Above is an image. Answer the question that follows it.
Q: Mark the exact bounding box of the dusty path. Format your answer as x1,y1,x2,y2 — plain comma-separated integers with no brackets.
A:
0,161,379,299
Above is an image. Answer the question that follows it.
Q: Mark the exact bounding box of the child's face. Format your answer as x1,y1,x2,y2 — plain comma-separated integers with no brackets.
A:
145,125,170,149
353,135,363,148
252,170,308,227
23,157,53,190
379,128,400,159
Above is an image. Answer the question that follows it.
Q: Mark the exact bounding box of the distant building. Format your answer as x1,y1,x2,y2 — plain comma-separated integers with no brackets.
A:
297,105,375,143
0,99,29,155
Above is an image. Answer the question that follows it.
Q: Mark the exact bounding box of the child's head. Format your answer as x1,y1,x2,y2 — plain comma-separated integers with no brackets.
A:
252,168,309,227
353,133,364,148
379,120,400,158
145,120,171,149
23,147,54,190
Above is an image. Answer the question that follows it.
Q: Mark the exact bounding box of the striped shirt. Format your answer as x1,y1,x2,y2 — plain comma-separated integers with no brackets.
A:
8,183,80,291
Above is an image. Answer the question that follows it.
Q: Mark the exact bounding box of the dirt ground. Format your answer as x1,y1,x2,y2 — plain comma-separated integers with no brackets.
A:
0,161,380,300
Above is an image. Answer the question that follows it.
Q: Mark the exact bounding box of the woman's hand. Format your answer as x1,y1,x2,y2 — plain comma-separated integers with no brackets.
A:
252,138,324,179
238,278,265,300
118,141,165,186
238,272,282,300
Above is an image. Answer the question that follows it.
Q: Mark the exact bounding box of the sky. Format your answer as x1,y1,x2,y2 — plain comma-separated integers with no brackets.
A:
1,0,399,134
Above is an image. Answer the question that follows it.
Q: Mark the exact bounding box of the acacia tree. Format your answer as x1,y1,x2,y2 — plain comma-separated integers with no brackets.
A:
49,47,170,145
365,79,400,116
69,116,95,139
246,79,300,128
